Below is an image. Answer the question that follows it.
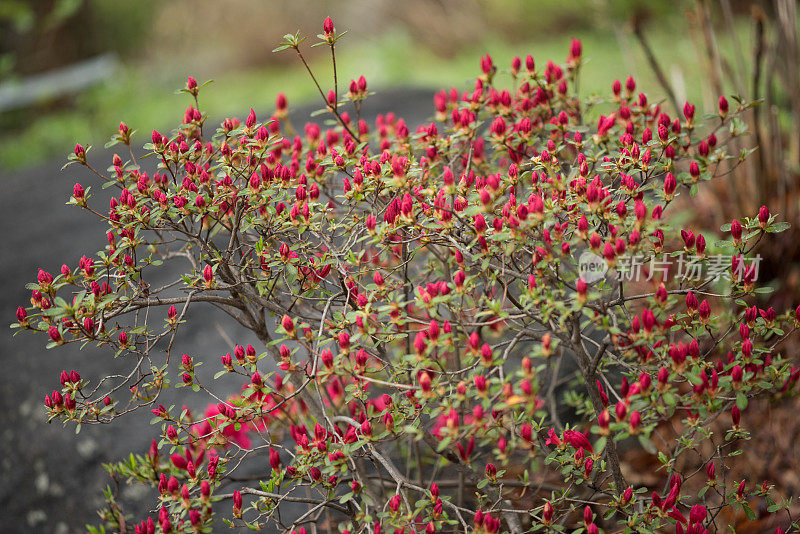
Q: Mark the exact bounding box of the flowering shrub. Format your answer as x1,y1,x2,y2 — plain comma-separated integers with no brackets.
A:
13,17,800,534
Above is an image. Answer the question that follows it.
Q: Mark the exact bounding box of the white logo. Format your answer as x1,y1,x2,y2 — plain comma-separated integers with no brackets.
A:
578,251,607,283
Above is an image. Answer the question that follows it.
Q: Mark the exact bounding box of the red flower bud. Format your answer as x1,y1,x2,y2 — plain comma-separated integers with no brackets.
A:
48,325,61,343
718,95,729,116
683,101,695,121
615,401,627,422
706,462,716,480
16,306,27,325
731,405,741,426
73,182,85,201
233,489,242,516
685,291,698,311
758,205,769,227
338,330,350,352
689,160,700,179
570,38,582,60
74,143,86,162
281,315,295,337
167,476,179,495
542,501,553,524
474,374,487,393
689,504,707,525
389,494,401,513
419,371,432,393
698,300,711,322
629,410,641,433
731,219,743,242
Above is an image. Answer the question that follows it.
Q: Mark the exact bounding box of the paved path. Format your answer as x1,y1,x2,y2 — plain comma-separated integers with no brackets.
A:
0,88,434,533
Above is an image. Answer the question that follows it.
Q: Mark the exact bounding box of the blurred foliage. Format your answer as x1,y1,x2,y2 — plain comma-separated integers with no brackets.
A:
0,0,791,171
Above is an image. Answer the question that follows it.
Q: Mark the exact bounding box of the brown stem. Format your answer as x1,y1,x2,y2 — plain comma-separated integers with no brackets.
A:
570,316,627,492
632,20,680,115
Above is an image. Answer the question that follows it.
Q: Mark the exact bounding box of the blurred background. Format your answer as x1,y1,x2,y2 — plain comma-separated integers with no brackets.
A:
1,0,792,170
1,0,799,532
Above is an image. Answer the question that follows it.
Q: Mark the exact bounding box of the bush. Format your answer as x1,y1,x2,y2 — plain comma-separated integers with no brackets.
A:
13,17,800,534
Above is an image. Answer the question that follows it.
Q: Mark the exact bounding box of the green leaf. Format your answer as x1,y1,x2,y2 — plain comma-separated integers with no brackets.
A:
637,434,657,455
768,222,790,233
594,436,607,453
736,392,748,410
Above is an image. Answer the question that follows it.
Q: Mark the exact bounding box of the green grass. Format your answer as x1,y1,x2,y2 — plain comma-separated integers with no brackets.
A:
0,15,756,171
